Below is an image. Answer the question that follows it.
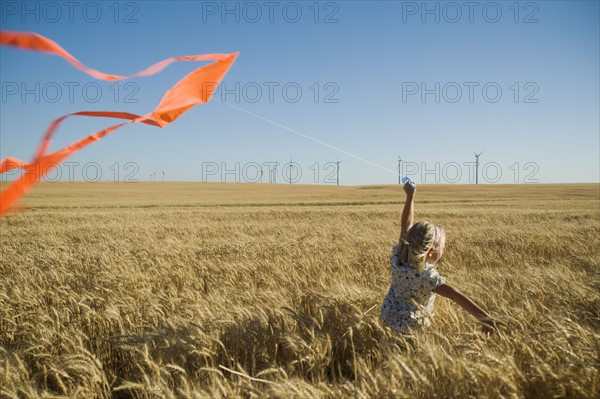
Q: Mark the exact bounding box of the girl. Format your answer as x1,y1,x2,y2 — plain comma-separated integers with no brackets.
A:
381,180,498,335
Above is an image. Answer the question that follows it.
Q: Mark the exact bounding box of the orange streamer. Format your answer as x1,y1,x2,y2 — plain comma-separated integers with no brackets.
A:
0,31,238,216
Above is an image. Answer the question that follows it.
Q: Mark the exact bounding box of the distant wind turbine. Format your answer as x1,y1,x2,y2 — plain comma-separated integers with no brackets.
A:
474,151,484,184
397,155,403,184
335,158,342,186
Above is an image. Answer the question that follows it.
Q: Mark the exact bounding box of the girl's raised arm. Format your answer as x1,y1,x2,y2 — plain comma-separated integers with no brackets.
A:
399,182,415,242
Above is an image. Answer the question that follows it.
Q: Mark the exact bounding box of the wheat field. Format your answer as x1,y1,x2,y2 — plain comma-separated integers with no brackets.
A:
1,182,598,398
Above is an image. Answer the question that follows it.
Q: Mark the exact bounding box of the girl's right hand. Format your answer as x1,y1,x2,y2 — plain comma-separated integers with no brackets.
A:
481,318,499,336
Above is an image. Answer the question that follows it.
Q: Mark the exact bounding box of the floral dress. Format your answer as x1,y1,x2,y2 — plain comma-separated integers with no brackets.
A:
381,246,446,333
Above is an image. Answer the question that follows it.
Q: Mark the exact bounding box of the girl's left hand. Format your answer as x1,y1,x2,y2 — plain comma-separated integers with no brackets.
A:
481,318,499,336
403,181,416,196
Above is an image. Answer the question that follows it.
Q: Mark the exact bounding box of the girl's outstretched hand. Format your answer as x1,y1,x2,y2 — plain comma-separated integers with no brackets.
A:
480,318,500,337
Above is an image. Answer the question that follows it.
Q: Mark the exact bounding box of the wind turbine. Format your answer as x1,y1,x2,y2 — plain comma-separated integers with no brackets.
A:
474,151,484,184
273,159,278,184
162,171,165,182
397,155,403,185
260,165,264,183
335,158,342,186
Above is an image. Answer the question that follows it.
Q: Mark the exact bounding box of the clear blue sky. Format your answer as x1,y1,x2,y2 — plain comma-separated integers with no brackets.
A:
1,0,598,185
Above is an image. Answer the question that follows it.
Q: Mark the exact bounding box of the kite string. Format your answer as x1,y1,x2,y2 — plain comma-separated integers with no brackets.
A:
224,103,398,176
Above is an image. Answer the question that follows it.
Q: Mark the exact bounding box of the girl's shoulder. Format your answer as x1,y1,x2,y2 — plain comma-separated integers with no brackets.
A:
423,263,445,284
423,263,440,274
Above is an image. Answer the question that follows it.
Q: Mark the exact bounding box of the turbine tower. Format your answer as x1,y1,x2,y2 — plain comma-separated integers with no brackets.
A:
397,155,403,184
335,159,342,186
162,171,165,182
474,151,483,184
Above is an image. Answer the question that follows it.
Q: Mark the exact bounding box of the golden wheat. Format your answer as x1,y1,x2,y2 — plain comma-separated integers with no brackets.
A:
1,182,598,398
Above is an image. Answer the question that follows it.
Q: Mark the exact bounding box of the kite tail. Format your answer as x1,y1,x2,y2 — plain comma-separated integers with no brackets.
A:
0,31,238,216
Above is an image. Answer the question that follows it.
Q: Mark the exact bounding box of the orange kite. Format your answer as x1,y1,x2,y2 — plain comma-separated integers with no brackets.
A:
0,31,238,216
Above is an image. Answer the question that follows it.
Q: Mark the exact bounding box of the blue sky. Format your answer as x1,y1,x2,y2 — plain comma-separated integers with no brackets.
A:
1,0,598,185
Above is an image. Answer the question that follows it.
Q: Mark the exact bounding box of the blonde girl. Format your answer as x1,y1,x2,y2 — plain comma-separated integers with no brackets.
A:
381,180,498,335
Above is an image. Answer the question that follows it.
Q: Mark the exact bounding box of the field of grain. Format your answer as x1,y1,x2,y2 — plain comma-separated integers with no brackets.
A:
1,182,598,398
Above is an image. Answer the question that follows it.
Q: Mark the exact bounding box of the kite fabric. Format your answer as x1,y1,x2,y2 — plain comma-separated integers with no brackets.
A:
0,31,239,216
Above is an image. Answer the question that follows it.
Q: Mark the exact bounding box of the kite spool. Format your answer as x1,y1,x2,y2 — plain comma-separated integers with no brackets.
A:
402,176,416,191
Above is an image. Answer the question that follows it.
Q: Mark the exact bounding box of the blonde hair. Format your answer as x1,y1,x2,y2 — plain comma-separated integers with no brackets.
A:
394,221,445,273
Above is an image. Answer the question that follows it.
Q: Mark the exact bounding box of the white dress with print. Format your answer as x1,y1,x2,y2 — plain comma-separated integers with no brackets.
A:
381,247,446,333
